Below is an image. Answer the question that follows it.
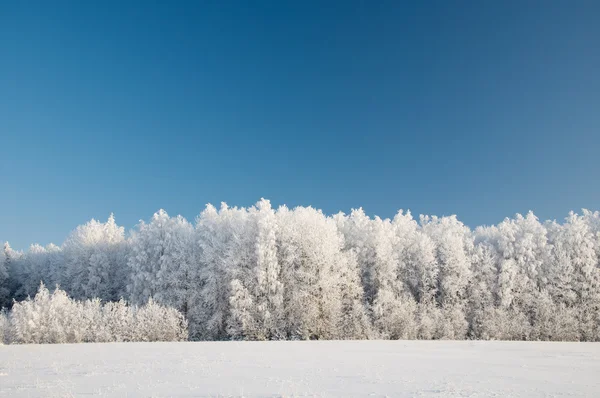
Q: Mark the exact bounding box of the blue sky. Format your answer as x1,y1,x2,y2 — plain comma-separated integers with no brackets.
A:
1,1,599,249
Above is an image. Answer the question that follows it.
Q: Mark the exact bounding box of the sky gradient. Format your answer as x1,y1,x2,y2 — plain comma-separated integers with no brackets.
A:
1,0,599,249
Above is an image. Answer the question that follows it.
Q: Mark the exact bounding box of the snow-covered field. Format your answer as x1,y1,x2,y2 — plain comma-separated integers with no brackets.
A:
0,340,598,397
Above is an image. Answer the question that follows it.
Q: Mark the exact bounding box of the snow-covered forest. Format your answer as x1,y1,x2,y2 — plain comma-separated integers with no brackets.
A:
1,199,599,342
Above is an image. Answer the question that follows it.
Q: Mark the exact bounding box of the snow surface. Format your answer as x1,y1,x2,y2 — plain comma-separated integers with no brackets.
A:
1,340,598,397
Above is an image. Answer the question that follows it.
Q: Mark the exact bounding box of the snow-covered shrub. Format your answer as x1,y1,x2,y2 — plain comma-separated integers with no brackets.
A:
132,298,188,342
5,284,187,344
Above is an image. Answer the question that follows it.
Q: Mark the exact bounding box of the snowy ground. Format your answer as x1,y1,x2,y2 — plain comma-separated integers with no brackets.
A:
0,340,598,397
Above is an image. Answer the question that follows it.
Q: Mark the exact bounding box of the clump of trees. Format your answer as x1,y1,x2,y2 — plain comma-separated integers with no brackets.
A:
1,284,187,344
1,199,599,343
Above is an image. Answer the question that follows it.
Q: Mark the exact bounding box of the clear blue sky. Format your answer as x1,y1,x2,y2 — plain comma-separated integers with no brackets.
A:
1,1,599,249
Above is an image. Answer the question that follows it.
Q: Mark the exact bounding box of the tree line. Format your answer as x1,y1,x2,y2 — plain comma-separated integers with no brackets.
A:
1,199,599,342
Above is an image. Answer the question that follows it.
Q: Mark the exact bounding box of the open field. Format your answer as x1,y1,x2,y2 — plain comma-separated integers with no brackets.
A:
1,340,598,397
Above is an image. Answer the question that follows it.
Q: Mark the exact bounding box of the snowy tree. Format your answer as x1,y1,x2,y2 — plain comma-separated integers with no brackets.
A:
336,209,412,339
132,298,188,342
421,215,472,308
548,212,600,340
128,209,195,329
194,203,250,340
102,299,134,342
228,199,285,340
63,214,127,301
421,215,471,339
16,244,49,299
44,244,64,289
334,209,377,307
249,199,285,339
9,283,74,344
466,244,498,339
4,243,26,303
228,278,257,340
0,309,8,344
395,212,438,306
0,244,9,308
472,213,548,340
277,206,348,340
337,250,373,339
21,244,63,294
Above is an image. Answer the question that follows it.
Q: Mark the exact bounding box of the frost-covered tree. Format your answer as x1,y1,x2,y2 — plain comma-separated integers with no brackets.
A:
128,209,195,327
337,250,373,339
421,215,472,308
194,203,250,340
250,199,285,338
0,309,8,344
277,206,349,340
63,214,127,301
466,244,498,339
336,209,412,339
16,244,48,299
472,213,549,340
228,199,286,340
0,244,10,308
395,212,438,305
9,283,80,344
334,209,377,307
226,204,263,341
10,243,62,301
4,242,26,303
132,298,189,342
389,212,441,339
421,215,471,339
44,244,64,289
547,212,600,340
